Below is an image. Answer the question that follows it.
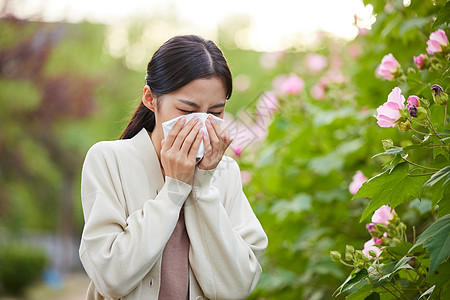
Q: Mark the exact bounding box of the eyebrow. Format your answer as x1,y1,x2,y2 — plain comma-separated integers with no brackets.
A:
177,99,225,109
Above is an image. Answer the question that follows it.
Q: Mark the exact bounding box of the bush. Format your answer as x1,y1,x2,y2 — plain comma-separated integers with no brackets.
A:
0,243,48,296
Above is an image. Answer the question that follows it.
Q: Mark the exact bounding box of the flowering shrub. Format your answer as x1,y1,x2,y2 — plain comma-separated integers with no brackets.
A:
243,1,449,299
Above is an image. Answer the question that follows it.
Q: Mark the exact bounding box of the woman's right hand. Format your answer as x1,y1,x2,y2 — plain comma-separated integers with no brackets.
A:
160,116,203,185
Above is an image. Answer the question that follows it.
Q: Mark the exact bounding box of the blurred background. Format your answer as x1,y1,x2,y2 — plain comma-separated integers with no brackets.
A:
0,0,445,299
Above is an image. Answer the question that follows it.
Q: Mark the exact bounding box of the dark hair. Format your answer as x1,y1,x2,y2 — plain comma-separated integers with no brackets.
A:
120,35,233,139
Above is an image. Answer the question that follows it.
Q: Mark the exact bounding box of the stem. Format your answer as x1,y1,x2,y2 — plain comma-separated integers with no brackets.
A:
408,172,437,177
426,117,446,145
413,226,416,244
402,157,440,171
410,119,428,127
339,259,354,268
412,135,424,143
410,127,429,135
445,105,448,126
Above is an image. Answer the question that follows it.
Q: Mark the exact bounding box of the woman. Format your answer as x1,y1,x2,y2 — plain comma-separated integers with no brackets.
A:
79,35,268,300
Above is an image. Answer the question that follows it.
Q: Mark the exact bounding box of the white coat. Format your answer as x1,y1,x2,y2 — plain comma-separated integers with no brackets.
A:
79,128,268,300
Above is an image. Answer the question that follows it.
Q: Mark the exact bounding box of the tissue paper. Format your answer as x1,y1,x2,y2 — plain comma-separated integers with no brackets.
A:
162,113,224,160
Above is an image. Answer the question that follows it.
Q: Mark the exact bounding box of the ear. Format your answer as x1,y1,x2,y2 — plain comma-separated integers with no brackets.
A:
142,85,157,112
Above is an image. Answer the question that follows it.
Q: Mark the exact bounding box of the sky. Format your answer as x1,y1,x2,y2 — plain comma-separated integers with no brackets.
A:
1,0,375,49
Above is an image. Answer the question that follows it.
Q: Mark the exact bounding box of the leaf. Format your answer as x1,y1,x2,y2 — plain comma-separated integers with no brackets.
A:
422,166,450,188
353,163,429,222
364,293,380,300
432,1,450,31
410,215,450,274
428,260,450,297
371,146,404,158
334,269,368,296
345,284,372,300
418,285,435,299
270,193,312,220
392,256,414,272
438,188,450,218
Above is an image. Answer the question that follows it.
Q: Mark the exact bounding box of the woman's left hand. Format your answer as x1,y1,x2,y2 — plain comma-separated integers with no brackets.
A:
197,115,233,170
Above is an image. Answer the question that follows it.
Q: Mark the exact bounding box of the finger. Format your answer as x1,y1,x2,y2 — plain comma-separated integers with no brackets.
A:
188,130,203,160
164,117,186,149
208,116,223,141
172,117,200,150
180,121,202,154
202,130,212,156
205,117,220,147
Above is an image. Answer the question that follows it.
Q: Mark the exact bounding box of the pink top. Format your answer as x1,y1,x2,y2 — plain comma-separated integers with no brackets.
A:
158,209,190,300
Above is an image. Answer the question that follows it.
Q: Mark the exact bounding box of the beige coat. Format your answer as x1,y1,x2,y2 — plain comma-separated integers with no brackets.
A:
79,128,268,300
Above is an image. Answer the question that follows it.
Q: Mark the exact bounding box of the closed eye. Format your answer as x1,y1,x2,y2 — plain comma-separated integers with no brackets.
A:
178,109,194,114
208,111,222,115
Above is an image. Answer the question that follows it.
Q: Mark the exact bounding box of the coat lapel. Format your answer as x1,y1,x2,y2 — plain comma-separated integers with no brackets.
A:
131,128,165,193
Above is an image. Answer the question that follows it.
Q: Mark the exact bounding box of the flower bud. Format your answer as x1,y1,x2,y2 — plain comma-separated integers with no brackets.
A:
398,120,411,131
345,252,354,261
346,245,355,254
407,104,417,118
355,250,364,260
382,139,393,151
407,67,416,74
431,84,448,105
368,250,377,258
419,98,430,108
416,107,427,120
330,251,342,262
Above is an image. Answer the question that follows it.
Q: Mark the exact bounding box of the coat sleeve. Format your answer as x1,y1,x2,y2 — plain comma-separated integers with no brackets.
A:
79,142,192,299
184,157,268,300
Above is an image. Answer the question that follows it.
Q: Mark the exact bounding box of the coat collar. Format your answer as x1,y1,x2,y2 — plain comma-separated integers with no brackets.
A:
131,128,165,192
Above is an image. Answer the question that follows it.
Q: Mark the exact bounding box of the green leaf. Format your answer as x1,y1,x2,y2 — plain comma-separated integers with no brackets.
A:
431,1,450,31
334,269,369,296
371,146,404,158
345,284,372,300
418,285,435,299
410,214,450,274
270,193,312,220
438,188,450,218
354,163,429,222
364,293,380,300
428,260,450,297
422,166,450,188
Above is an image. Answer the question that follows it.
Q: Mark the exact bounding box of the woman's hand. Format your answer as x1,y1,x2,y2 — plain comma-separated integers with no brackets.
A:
160,116,203,185
198,115,233,170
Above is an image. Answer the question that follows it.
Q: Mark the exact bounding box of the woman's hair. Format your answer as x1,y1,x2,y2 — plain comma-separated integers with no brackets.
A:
120,35,233,139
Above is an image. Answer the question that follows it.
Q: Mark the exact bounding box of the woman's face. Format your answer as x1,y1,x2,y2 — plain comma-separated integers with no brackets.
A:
143,77,227,140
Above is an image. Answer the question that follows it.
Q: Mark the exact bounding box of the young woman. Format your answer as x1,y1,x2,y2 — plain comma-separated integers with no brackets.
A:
79,35,268,300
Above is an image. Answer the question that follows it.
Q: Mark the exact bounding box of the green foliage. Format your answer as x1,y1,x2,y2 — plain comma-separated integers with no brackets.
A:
0,243,48,296
410,215,450,274
354,163,428,222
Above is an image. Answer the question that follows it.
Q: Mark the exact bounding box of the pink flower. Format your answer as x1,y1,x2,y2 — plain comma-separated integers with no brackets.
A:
373,237,383,245
413,54,428,70
273,73,305,95
232,145,243,158
407,95,419,108
349,170,368,195
374,87,406,127
366,223,376,232
310,84,325,100
363,238,382,260
240,170,252,185
372,205,395,225
376,53,401,80
426,29,449,55
305,53,328,73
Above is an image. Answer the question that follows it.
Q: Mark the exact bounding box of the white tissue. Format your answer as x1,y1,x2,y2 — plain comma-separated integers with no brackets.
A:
162,113,224,160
